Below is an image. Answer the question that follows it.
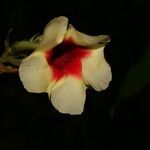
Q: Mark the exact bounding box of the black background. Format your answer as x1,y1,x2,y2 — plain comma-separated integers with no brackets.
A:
0,0,149,149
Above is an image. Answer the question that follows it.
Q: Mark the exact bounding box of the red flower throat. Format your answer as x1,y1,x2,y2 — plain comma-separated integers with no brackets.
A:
45,39,91,80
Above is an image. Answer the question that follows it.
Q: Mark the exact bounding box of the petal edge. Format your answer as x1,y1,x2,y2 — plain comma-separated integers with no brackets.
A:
49,77,86,115
19,52,52,93
82,47,112,91
39,16,68,50
65,24,110,47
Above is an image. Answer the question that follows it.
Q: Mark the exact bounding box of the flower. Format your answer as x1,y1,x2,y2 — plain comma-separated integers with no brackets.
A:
19,16,112,115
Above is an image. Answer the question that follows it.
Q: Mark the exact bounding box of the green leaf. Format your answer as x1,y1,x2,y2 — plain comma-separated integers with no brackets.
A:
118,42,150,100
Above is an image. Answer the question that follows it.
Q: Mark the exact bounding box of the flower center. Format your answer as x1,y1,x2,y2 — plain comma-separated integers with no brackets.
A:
45,39,91,80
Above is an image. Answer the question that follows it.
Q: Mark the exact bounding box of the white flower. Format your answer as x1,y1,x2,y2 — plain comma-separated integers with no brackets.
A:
19,16,112,115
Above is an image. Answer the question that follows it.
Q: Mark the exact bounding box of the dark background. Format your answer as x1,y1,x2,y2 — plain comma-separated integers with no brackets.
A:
0,0,150,149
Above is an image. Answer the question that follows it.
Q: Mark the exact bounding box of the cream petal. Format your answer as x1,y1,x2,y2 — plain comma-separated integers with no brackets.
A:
65,24,110,47
48,77,86,115
19,52,52,93
82,47,112,91
39,16,68,50
47,77,65,95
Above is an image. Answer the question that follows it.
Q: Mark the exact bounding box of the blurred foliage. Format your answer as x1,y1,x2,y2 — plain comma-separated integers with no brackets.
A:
118,41,150,100
0,33,41,74
11,34,42,53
